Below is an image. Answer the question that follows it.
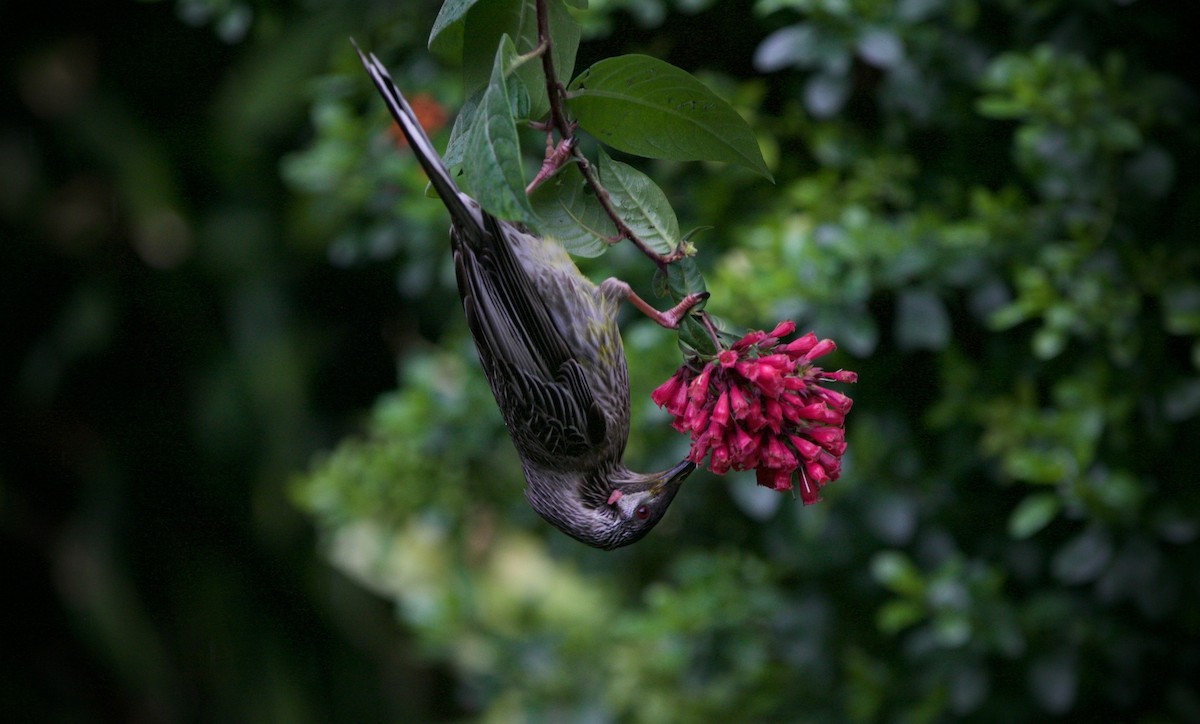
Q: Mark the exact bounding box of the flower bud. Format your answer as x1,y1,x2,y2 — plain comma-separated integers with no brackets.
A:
804,338,837,361
651,321,856,504
781,332,818,358
788,434,821,460
710,389,730,428
756,466,793,491
710,444,732,474
797,470,819,504
766,320,796,340
732,330,766,351
764,435,797,469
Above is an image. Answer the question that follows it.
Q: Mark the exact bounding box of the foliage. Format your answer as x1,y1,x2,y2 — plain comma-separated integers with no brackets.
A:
5,0,1197,720
289,0,1200,719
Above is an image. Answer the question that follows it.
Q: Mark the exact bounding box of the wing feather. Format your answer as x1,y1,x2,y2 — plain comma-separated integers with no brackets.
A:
454,221,608,466
354,42,609,468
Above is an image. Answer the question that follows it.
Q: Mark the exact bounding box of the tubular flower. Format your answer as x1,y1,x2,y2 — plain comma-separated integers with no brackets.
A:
651,321,857,504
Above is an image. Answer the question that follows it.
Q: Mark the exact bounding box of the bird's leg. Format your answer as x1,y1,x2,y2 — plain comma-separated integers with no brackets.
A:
600,278,709,329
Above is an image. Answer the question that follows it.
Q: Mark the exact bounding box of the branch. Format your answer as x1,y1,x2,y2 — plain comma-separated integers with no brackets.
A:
533,0,680,270
535,0,572,140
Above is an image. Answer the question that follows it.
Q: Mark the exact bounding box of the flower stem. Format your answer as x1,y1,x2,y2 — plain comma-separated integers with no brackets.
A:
699,312,725,350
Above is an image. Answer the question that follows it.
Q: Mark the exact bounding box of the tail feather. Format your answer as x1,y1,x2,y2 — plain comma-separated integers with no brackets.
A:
352,40,478,231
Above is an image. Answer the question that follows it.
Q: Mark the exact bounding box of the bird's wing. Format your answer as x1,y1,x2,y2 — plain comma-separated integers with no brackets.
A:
354,42,608,466
455,219,608,468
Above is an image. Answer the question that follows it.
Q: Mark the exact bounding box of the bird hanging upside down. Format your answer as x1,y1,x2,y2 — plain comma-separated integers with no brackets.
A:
354,45,703,549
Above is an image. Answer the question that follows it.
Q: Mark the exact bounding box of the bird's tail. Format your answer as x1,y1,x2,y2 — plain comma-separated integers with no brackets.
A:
352,40,478,232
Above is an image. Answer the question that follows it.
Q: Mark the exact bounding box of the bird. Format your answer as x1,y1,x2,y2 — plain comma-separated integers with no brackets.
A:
354,44,704,549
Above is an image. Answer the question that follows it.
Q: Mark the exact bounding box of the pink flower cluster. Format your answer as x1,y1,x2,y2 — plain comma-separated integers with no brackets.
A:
651,321,856,504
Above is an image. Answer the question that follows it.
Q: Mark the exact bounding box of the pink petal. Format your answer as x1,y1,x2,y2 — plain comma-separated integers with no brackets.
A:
740,398,768,432
737,359,786,397
728,383,750,417
817,450,842,480
689,430,713,462
758,354,794,371
659,371,693,417
710,389,731,428
806,425,847,455
689,364,714,405
820,369,858,384
792,402,843,425
764,435,798,469
782,375,810,391
732,330,766,351
778,396,804,425
767,320,796,339
804,460,829,485
781,332,818,358
797,468,819,504
756,466,793,491
651,371,684,407
731,425,758,459
815,386,853,414
710,444,731,474
764,398,784,432
788,434,821,460
804,338,837,361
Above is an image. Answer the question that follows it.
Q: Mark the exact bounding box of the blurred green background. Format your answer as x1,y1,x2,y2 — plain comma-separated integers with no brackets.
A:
3,0,1198,721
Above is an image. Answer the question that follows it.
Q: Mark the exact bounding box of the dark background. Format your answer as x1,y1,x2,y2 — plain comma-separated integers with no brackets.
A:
4,0,1198,720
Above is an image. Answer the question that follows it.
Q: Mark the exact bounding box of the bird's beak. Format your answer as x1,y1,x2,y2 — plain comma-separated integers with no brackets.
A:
652,458,695,497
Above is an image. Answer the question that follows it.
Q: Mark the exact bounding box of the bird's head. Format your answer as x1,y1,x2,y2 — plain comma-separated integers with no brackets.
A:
525,458,695,550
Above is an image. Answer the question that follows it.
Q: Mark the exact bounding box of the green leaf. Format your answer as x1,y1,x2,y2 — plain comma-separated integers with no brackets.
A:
678,316,715,356
877,600,924,634
462,36,532,222
870,551,924,597
1008,493,1061,539
665,254,707,304
528,162,616,257
651,266,668,299
442,89,481,170
661,255,712,354
597,150,679,255
567,55,773,180
462,0,579,121
976,96,1025,119
428,0,485,58
1004,448,1073,484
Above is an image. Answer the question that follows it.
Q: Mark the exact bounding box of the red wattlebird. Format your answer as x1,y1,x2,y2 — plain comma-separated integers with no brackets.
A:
355,45,703,548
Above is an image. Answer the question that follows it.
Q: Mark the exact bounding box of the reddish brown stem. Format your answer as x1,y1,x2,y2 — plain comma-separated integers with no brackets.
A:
698,311,725,349
535,0,572,140
533,0,679,270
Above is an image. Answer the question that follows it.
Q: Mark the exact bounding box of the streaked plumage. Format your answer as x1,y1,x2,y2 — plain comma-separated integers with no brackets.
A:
355,44,694,549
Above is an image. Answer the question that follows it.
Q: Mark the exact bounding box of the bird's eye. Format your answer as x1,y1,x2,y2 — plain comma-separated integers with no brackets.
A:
634,505,651,521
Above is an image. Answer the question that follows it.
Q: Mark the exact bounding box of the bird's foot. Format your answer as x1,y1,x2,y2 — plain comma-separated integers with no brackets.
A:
601,278,709,329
